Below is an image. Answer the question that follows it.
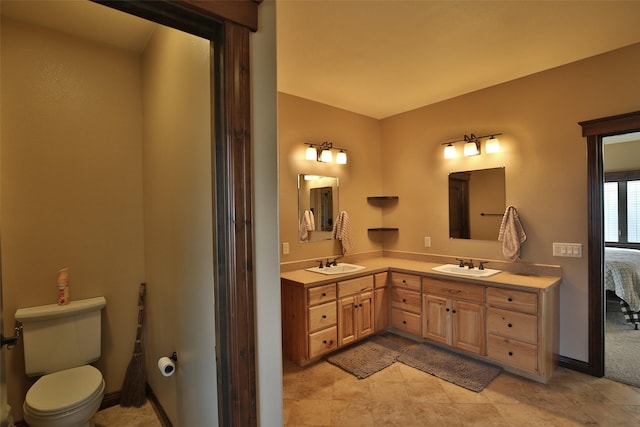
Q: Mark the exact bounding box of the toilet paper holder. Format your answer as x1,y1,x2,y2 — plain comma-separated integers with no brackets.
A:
157,352,178,377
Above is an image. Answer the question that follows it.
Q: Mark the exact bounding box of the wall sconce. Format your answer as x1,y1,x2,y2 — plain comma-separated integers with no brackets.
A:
441,133,501,159
304,141,348,164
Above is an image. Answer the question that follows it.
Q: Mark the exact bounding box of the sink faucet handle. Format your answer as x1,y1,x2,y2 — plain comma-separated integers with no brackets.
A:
478,261,488,271
455,258,465,267
316,260,324,268
330,257,340,266
467,259,475,269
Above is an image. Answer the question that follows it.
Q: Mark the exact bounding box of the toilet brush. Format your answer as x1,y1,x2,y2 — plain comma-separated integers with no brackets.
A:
120,283,147,407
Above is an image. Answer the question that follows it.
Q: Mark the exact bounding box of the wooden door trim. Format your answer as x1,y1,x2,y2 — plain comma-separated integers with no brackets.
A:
579,110,640,378
92,1,259,425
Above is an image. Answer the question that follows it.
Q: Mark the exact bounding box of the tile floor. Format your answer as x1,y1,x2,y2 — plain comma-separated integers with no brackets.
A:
94,401,163,427
283,357,640,426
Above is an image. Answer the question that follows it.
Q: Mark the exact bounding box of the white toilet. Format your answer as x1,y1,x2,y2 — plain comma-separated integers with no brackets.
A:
15,297,107,427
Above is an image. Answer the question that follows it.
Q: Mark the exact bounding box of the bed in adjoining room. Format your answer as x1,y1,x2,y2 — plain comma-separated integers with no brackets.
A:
605,247,640,329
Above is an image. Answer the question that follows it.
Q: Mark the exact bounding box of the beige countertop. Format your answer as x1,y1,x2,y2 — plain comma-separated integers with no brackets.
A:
280,257,561,291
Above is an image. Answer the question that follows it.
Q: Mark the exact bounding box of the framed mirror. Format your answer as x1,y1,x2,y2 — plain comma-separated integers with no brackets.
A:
298,174,339,242
449,167,505,240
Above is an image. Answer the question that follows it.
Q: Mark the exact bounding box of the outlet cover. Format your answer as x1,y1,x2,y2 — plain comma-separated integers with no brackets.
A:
424,236,431,248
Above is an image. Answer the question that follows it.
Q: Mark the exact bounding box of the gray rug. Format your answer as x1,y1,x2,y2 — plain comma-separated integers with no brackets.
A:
327,334,502,391
605,298,640,387
326,335,408,379
398,343,502,392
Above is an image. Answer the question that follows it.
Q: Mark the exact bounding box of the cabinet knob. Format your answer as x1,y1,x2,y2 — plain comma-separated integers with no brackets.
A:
508,351,513,356
359,303,363,307
323,340,327,344
452,310,457,314
402,280,407,283
507,297,513,302
322,315,327,319
322,293,327,297
402,298,407,302
446,308,450,312
507,323,513,328
403,320,407,324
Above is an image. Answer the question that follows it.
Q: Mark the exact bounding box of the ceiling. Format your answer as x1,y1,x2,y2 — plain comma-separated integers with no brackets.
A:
277,1,640,119
3,1,640,120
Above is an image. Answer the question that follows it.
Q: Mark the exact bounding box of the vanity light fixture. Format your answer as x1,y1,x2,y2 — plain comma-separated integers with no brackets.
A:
303,141,348,164
441,133,502,158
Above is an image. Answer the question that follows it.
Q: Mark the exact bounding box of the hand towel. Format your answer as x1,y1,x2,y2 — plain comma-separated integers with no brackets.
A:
299,210,315,242
333,211,355,254
498,205,527,261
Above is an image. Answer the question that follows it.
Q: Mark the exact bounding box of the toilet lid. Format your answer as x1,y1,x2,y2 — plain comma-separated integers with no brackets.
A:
26,365,103,413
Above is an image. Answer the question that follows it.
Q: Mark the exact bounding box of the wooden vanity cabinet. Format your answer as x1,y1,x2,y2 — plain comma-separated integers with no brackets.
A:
281,280,338,365
390,272,422,335
337,276,375,347
486,287,552,378
422,278,486,355
374,272,390,332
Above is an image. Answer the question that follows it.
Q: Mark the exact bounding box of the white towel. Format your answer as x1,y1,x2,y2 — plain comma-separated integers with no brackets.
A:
498,205,527,261
299,210,315,241
333,211,355,254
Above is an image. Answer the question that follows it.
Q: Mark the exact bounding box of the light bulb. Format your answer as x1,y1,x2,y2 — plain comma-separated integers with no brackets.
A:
444,144,456,159
305,146,317,161
336,150,347,164
486,136,500,153
320,149,332,163
464,141,479,156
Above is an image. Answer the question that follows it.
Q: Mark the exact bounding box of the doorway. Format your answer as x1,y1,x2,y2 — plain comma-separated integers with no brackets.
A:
580,111,640,378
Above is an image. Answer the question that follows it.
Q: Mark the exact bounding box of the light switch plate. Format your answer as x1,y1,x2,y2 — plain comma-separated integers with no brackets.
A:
553,242,582,258
424,236,431,248
282,242,289,255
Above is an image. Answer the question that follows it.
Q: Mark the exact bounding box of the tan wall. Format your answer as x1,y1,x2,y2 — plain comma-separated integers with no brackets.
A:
1,18,145,420
278,93,384,263
141,26,217,426
278,43,640,362
604,140,640,172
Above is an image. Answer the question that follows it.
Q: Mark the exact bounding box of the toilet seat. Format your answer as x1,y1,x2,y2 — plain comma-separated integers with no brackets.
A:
25,365,104,415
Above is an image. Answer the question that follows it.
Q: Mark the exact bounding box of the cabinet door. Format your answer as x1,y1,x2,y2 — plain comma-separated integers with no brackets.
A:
374,287,389,332
338,296,356,347
452,300,485,355
422,294,449,345
357,291,375,339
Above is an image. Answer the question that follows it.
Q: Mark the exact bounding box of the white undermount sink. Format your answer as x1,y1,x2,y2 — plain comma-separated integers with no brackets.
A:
432,264,501,278
305,263,366,275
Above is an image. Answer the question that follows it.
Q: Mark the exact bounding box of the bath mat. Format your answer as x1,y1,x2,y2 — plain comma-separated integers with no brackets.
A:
325,335,409,379
398,342,502,392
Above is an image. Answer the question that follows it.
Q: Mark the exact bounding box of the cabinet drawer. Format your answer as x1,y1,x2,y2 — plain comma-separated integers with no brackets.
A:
338,275,373,297
488,307,537,344
374,272,389,288
308,326,338,359
391,308,421,335
308,284,336,306
390,272,421,291
488,334,537,373
487,287,537,314
425,278,485,303
308,301,337,333
391,288,422,313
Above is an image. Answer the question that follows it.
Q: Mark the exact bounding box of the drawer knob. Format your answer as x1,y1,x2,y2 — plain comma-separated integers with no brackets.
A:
323,340,327,344
402,298,407,302
322,293,327,297
403,320,407,324
402,280,407,283
452,310,456,314
508,351,513,356
508,323,513,328
507,297,513,302
322,315,327,319
446,308,450,312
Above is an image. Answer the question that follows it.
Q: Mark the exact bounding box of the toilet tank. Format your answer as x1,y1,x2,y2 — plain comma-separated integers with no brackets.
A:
15,296,106,376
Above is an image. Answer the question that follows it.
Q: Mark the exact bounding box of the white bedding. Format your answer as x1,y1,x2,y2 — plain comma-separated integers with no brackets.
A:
605,247,640,312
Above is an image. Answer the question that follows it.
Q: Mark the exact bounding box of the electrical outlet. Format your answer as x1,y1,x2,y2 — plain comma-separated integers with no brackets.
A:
282,242,289,255
424,236,431,248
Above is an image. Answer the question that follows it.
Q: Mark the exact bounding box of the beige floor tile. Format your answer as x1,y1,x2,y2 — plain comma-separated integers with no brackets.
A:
330,400,375,426
370,400,418,426
452,403,510,426
287,399,333,426
94,402,162,427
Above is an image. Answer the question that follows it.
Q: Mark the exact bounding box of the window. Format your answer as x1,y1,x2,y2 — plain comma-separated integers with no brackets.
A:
604,171,640,246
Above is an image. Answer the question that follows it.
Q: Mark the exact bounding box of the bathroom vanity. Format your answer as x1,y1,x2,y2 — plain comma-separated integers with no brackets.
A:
281,257,560,383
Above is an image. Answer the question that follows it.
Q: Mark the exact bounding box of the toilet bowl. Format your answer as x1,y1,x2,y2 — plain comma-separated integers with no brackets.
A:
23,365,105,427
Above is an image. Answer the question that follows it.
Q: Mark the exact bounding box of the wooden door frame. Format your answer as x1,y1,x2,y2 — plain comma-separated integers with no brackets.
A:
92,1,260,425
579,110,640,378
